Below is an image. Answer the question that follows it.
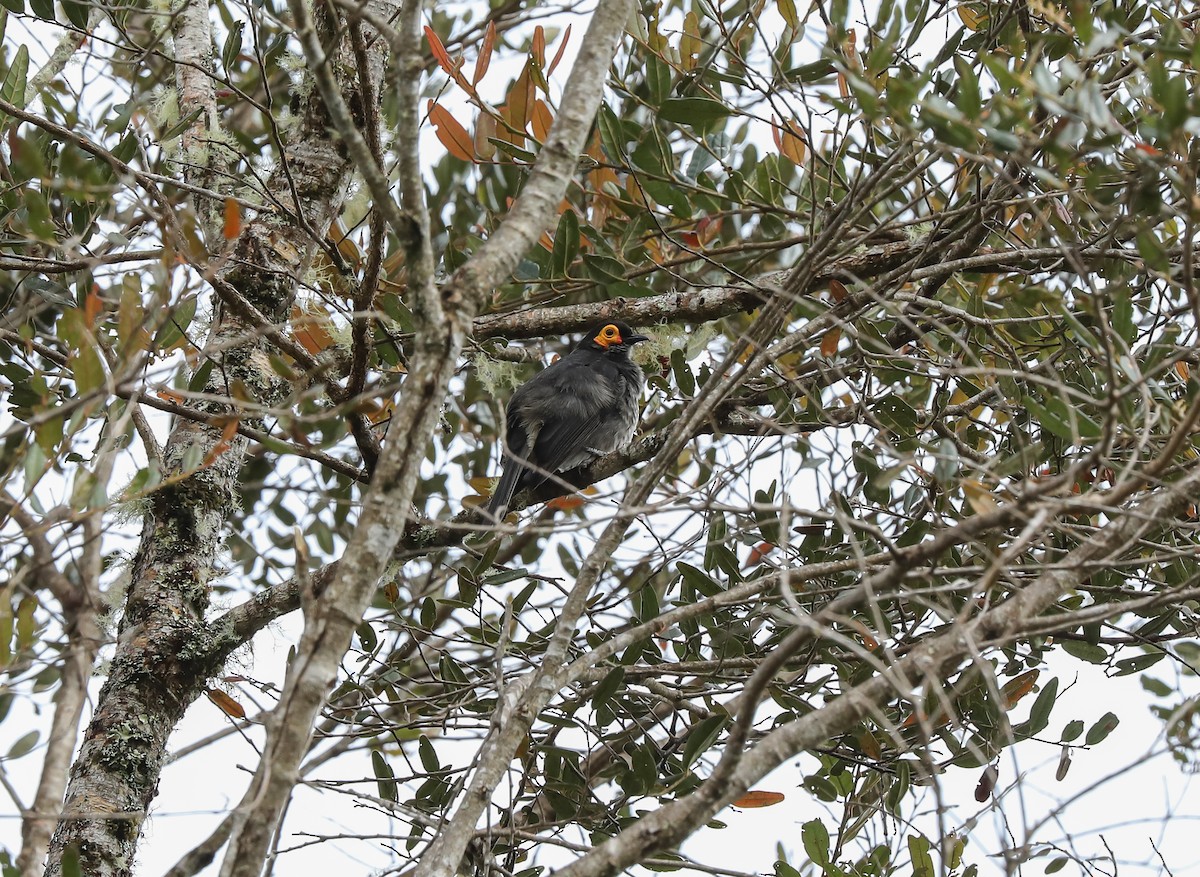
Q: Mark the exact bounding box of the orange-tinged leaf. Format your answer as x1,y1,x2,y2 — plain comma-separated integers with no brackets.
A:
531,25,545,67
546,494,586,512
223,197,241,240
425,26,468,88
848,618,879,651
531,99,553,143
962,478,1000,515
83,287,103,328
777,119,806,164
820,327,840,357
644,236,664,264
364,398,395,425
696,215,722,245
383,580,400,603
837,71,849,99
292,303,336,355
329,218,363,267
473,20,496,85
428,100,474,162
156,388,186,404
204,418,240,466
1174,360,1190,381
958,5,985,30
745,541,775,567
900,707,949,730
681,11,701,70
547,23,572,76
856,728,882,760
829,279,848,302
733,791,785,808
468,476,495,494
206,688,246,719
1001,669,1039,708
505,63,534,135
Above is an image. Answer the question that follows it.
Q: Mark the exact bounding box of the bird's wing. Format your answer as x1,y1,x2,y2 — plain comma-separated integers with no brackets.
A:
511,360,622,481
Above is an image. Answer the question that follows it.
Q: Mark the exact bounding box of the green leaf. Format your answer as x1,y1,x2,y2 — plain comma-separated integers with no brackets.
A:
0,44,27,110
1112,653,1164,675
776,0,799,28
371,750,397,802
7,729,38,759
418,734,441,772
1060,719,1084,742
801,819,831,866
1084,712,1119,745
154,296,197,350
158,107,205,144
682,715,726,768
356,620,377,652
596,103,624,158
645,54,670,106
592,667,624,707
1025,676,1058,736
1060,639,1107,664
1111,290,1133,346
486,138,536,163
14,596,35,650
61,0,87,29
907,834,934,877
551,209,579,277
785,61,835,83
678,562,720,597
60,846,81,877
670,348,695,396
221,22,244,72
658,97,732,125
28,0,51,21
72,342,105,396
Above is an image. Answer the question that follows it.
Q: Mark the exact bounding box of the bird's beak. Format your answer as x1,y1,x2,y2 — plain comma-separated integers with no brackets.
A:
625,333,650,345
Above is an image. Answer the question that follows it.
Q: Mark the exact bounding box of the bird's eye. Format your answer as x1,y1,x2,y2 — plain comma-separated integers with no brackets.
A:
603,325,618,338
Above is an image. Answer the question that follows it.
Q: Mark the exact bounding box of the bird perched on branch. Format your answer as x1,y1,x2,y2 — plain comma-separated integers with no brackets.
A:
486,320,649,520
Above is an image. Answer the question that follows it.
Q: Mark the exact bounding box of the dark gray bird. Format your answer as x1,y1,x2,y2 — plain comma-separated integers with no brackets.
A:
486,321,649,519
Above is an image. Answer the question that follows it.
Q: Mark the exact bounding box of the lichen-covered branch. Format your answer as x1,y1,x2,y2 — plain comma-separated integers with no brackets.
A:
39,2,392,873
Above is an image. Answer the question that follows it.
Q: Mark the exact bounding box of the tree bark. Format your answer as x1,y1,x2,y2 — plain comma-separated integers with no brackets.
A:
41,1,388,873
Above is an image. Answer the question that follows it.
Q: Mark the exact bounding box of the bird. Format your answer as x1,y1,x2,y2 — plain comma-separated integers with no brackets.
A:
486,320,649,520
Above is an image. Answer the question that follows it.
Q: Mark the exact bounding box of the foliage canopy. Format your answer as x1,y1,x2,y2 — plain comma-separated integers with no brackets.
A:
1,0,1199,875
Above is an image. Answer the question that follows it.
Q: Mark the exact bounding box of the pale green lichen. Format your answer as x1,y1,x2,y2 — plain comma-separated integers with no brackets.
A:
473,353,524,397
275,106,300,139
636,321,718,365
152,88,181,158
340,184,372,231
148,0,173,32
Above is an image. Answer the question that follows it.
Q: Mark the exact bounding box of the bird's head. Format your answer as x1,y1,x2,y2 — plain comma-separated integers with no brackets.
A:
579,321,649,354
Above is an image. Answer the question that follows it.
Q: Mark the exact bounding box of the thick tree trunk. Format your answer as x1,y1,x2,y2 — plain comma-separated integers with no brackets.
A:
40,3,390,873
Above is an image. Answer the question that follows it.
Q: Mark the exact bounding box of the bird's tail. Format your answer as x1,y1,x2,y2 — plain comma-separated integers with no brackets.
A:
485,457,522,521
